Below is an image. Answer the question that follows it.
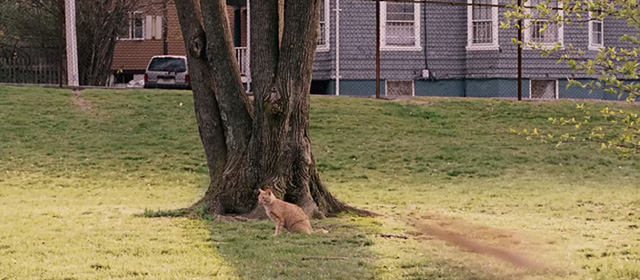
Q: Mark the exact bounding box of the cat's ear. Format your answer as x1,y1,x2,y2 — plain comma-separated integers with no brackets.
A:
265,188,272,194
258,188,265,194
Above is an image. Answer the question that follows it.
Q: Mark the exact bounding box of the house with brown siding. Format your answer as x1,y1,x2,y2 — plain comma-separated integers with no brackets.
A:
111,0,248,86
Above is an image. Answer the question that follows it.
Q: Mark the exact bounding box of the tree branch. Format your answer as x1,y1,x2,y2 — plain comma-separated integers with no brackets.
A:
591,138,640,151
275,0,319,89
199,0,253,158
278,0,320,199
245,0,281,192
175,0,228,189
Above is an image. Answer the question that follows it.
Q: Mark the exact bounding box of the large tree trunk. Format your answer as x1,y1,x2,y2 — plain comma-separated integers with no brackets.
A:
175,0,367,219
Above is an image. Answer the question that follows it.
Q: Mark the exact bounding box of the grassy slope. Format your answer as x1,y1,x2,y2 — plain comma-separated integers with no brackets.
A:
0,86,638,279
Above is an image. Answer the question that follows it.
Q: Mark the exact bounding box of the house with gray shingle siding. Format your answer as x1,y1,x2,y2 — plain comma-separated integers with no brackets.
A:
307,0,636,99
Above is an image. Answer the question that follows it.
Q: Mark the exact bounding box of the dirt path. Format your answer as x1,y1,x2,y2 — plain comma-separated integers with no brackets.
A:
407,213,550,272
72,90,92,112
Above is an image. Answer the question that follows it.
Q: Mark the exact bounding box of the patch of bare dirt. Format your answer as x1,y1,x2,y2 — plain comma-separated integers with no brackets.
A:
406,213,551,272
393,98,432,106
406,100,432,106
72,90,92,112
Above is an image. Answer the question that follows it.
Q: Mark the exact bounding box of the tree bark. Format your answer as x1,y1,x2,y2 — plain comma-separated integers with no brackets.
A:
174,0,371,219
175,0,228,212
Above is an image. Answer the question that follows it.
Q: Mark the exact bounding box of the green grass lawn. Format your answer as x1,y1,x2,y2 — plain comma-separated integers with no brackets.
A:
0,86,638,280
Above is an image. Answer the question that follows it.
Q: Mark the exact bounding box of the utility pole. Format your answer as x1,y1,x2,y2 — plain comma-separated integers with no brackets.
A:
64,0,79,86
163,0,168,55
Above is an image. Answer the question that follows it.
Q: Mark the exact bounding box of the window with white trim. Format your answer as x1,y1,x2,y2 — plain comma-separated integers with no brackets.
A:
317,0,330,51
119,12,145,40
467,0,499,50
589,10,603,49
380,1,421,51
525,0,563,46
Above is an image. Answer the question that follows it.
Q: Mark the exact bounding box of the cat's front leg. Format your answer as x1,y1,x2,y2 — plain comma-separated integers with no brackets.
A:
274,223,283,237
268,212,284,237
274,218,286,237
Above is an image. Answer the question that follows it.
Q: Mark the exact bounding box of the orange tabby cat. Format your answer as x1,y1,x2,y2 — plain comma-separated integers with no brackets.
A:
258,188,313,236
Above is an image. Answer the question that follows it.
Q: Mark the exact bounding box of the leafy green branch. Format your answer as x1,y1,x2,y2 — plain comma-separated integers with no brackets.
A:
511,103,640,156
503,0,640,155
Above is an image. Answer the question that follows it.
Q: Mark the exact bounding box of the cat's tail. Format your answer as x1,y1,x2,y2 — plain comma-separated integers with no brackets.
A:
313,229,329,234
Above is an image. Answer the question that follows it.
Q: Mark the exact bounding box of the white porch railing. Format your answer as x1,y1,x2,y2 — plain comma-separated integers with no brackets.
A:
235,47,250,83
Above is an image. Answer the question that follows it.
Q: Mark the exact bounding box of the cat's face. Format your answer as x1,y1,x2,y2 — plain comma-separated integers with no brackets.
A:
258,189,274,205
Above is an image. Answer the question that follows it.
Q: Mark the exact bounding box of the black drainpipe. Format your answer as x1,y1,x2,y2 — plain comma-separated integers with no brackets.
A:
423,2,429,75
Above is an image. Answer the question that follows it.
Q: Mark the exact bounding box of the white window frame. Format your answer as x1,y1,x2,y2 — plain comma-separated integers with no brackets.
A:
528,79,559,99
380,1,422,51
524,0,563,48
384,80,416,97
119,11,145,41
588,10,603,50
317,0,330,52
466,0,499,51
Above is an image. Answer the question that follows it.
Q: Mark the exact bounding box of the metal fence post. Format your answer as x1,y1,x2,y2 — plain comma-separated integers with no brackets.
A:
59,0,65,87
375,0,381,99
335,0,341,96
517,0,523,101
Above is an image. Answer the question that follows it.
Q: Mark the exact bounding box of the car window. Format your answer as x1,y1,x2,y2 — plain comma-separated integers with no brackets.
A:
148,58,187,72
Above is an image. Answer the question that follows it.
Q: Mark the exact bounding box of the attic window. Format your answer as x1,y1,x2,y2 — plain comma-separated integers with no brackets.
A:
589,10,603,50
380,1,422,51
524,0,564,47
119,12,145,40
317,0,330,51
466,0,499,51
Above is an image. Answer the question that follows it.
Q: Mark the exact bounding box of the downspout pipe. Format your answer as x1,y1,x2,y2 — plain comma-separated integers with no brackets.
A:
335,0,340,96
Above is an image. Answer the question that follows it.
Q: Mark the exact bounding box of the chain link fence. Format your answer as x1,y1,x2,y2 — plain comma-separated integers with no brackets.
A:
0,0,65,85
0,0,136,87
0,0,634,101
311,0,634,101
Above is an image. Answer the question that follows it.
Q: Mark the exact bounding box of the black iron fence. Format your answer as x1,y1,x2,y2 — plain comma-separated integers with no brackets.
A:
0,48,63,85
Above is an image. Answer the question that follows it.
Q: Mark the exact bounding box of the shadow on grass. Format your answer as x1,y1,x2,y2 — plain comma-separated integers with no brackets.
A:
136,208,551,279
136,208,191,218
136,206,215,220
199,215,519,280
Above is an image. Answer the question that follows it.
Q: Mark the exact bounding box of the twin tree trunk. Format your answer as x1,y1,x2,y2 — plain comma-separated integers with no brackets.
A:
174,0,357,218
